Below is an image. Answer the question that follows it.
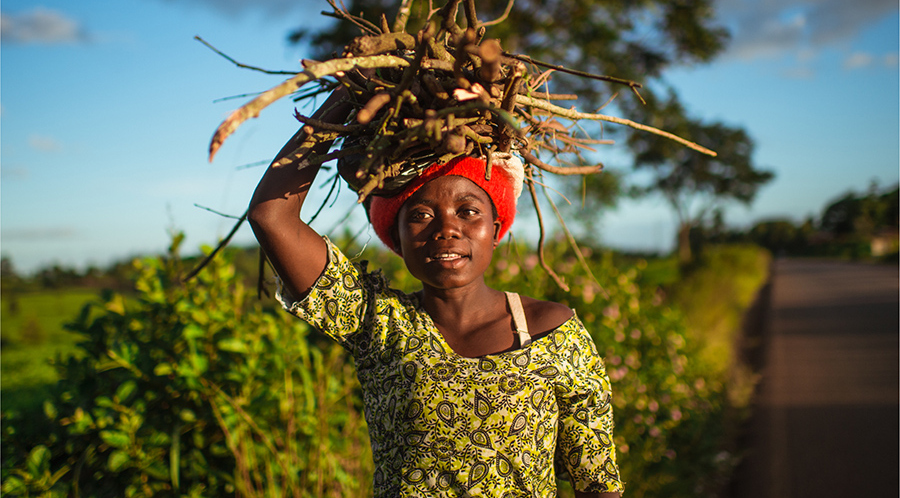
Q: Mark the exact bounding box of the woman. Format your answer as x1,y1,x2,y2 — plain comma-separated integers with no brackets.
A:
248,89,623,497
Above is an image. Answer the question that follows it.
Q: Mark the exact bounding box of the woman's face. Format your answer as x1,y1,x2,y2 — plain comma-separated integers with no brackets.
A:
396,175,502,292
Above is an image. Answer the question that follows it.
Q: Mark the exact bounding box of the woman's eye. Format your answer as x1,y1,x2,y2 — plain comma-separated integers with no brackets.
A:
410,211,432,221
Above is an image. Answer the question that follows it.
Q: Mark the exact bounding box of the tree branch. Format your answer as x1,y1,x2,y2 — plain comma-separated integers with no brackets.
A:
526,169,569,291
480,0,515,27
521,149,602,175
516,95,717,156
194,36,299,75
209,55,411,162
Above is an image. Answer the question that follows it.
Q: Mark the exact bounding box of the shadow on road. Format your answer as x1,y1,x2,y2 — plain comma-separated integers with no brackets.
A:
729,259,899,498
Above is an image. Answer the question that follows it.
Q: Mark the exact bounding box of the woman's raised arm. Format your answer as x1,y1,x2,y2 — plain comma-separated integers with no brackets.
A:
247,88,352,298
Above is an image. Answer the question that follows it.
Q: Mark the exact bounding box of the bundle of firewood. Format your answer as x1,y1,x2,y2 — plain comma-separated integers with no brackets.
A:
209,0,713,198
202,0,715,288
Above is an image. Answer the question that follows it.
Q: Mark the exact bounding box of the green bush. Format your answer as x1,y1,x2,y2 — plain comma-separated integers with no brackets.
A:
3,236,769,498
1,238,371,497
670,244,771,383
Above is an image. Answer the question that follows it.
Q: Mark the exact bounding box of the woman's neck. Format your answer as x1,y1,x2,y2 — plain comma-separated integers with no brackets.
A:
419,284,515,357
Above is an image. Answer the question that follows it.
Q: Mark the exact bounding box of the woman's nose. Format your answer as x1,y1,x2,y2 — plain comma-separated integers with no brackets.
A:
432,213,461,239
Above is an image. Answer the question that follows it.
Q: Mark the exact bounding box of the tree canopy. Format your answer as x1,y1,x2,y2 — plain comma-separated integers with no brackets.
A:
821,183,899,238
629,92,774,262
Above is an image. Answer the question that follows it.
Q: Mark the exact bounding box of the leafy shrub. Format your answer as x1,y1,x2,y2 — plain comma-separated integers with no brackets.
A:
3,236,769,498
670,244,771,383
1,237,371,497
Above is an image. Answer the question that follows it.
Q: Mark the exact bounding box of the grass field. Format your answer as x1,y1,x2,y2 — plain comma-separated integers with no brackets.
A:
1,289,98,412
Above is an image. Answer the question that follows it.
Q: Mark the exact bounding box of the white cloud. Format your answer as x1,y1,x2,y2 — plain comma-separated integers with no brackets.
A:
156,0,322,19
27,134,62,152
0,7,88,44
807,0,897,46
0,167,29,180
843,51,875,69
781,65,816,79
720,0,898,61
842,50,899,70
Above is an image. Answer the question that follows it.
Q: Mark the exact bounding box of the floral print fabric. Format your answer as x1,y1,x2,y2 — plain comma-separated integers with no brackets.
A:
279,238,623,496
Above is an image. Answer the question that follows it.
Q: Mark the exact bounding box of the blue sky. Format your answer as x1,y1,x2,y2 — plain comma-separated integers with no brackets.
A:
2,0,898,274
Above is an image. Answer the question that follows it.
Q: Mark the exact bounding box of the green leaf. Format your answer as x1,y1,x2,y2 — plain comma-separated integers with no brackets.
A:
115,380,138,402
105,293,128,315
108,450,130,472
145,461,169,480
146,431,171,447
190,354,208,375
26,445,51,478
170,423,182,489
216,337,248,353
154,363,173,376
183,323,205,340
99,430,130,448
1,476,26,494
43,400,58,421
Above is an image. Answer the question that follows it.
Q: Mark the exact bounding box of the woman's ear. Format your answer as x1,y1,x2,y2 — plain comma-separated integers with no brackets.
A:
492,220,502,248
391,225,402,255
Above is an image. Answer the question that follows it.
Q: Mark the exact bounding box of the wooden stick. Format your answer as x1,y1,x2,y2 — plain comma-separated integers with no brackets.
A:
183,209,248,281
195,36,298,75
464,0,479,29
209,55,410,162
516,95,717,156
525,170,569,291
481,0,515,27
541,185,609,300
323,0,380,36
504,52,643,89
521,149,603,175
392,0,415,33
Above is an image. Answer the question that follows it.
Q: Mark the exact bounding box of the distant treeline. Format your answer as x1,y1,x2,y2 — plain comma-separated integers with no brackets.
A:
693,183,899,260
3,184,897,294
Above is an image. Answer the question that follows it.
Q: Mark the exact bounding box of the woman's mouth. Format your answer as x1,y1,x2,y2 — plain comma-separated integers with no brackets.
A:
430,252,464,262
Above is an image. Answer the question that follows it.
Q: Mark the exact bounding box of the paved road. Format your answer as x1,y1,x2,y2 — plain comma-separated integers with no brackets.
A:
733,259,899,498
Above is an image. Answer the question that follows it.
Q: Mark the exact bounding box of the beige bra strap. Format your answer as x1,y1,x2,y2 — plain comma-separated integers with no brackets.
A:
504,291,532,347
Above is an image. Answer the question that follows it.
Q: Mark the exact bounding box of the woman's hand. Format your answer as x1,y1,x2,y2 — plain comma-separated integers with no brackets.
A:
247,87,352,298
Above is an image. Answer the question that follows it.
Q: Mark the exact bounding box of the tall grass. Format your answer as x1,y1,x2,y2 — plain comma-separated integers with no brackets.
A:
1,290,97,413
669,245,771,382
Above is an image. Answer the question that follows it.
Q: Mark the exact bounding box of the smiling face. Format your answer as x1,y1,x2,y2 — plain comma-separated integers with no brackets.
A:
396,175,502,293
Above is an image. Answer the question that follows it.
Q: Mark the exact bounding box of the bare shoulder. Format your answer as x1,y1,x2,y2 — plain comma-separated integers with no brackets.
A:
519,295,574,335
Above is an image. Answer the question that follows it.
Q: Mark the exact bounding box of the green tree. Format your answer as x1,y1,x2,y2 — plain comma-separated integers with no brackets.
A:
1,257,24,315
628,93,773,263
821,183,900,238
747,219,809,255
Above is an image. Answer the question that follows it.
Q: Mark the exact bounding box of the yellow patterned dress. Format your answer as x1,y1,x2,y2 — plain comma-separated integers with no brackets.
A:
279,238,623,496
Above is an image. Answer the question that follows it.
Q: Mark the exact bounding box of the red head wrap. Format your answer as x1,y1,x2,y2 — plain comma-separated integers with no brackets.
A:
368,155,519,254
